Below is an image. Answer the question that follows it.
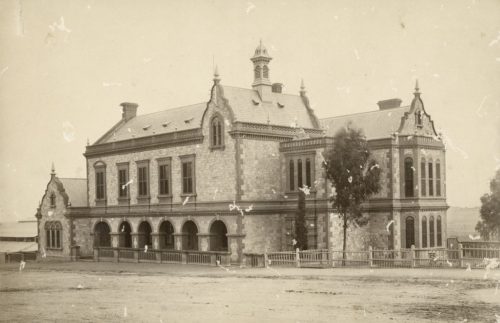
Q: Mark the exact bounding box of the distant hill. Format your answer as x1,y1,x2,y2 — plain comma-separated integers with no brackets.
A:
447,206,481,240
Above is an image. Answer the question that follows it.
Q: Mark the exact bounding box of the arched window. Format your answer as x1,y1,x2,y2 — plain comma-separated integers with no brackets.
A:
306,158,312,187
254,66,261,79
210,116,223,148
297,159,303,188
416,110,423,126
289,160,295,191
405,217,415,248
45,221,62,249
437,216,442,246
428,161,434,196
404,157,414,197
436,161,441,196
420,158,426,196
421,216,427,248
50,193,56,208
429,216,435,247
263,65,269,78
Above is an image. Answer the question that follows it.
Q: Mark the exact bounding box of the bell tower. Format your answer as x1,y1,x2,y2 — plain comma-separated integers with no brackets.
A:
251,40,272,101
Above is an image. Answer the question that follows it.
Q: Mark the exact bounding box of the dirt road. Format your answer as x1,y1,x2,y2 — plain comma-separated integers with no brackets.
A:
1,261,500,322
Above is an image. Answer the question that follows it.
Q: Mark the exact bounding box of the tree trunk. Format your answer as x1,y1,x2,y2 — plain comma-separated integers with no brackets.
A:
342,213,347,266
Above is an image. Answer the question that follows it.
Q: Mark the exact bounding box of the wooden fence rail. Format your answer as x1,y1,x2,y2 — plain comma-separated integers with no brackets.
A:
94,247,230,266
249,244,500,269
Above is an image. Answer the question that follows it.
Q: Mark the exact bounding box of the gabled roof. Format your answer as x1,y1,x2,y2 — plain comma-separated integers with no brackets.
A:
58,178,87,207
320,106,411,140
221,86,316,128
98,103,207,143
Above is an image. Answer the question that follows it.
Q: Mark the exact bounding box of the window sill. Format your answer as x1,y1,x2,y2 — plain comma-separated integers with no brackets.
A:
46,247,63,251
210,145,225,151
95,200,107,207
180,193,197,198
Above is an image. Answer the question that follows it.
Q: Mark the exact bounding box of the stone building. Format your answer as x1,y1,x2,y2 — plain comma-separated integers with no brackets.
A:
35,42,448,263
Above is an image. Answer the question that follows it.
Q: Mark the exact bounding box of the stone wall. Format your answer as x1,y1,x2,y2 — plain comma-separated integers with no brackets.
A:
38,178,72,258
242,213,284,253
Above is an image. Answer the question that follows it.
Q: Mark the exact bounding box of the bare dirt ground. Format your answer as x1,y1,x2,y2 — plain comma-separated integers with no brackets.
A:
1,261,500,322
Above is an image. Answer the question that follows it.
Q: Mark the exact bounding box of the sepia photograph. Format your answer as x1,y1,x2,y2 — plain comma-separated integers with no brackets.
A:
1,0,500,322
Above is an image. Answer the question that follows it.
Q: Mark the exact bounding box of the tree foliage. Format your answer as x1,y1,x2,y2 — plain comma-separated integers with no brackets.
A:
323,125,381,255
475,169,500,241
295,190,308,250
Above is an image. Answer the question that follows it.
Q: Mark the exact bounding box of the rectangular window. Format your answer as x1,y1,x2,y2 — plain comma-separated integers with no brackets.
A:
428,162,434,196
436,163,441,196
137,165,149,197
95,170,106,200
420,161,426,196
118,167,129,198
182,161,194,194
46,230,50,248
297,159,303,188
289,160,295,191
306,158,312,187
158,162,171,196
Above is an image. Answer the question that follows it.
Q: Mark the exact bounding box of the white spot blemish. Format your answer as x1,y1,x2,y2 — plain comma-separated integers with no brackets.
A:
62,121,76,142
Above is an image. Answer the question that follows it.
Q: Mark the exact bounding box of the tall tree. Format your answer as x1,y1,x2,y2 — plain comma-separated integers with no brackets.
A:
295,190,308,250
323,125,381,262
475,169,500,241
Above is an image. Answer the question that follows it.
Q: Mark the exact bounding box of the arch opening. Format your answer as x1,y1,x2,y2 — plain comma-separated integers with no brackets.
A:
138,221,152,249
118,221,132,248
210,220,228,251
159,221,175,250
182,221,198,250
94,221,111,247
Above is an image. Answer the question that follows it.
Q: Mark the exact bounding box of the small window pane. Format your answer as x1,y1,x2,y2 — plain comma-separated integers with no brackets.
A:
289,160,294,191
297,159,303,188
428,163,434,196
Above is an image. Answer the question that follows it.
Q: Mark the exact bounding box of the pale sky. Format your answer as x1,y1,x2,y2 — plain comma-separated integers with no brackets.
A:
0,0,499,221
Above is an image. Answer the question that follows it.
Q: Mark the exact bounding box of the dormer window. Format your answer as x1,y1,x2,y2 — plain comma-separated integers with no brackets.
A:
210,115,224,149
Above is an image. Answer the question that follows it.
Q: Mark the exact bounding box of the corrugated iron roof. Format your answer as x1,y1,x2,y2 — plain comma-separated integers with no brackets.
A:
320,106,410,139
0,222,37,238
0,241,38,253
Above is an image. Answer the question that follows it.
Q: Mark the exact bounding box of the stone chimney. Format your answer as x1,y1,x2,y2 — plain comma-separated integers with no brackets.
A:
377,98,402,110
120,102,138,121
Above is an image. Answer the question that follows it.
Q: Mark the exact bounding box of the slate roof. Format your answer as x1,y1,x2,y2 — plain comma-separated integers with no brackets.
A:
59,178,87,207
320,105,411,140
103,103,207,143
221,86,315,128
0,221,37,238
97,85,316,144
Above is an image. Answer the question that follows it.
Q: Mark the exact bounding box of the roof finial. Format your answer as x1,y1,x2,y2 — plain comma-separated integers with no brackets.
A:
51,162,56,176
300,79,306,96
213,65,220,84
414,79,420,94
86,137,90,146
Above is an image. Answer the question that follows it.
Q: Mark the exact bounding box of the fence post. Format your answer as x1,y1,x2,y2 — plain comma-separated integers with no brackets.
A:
93,248,99,262
134,250,139,263
411,245,416,268
296,248,300,268
181,251,187,264
368,246,373,268
114,249,119,263
264,252,269,268
458,243,463,268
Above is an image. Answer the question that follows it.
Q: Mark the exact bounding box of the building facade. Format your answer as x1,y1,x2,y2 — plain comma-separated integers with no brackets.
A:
36,42,448,263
